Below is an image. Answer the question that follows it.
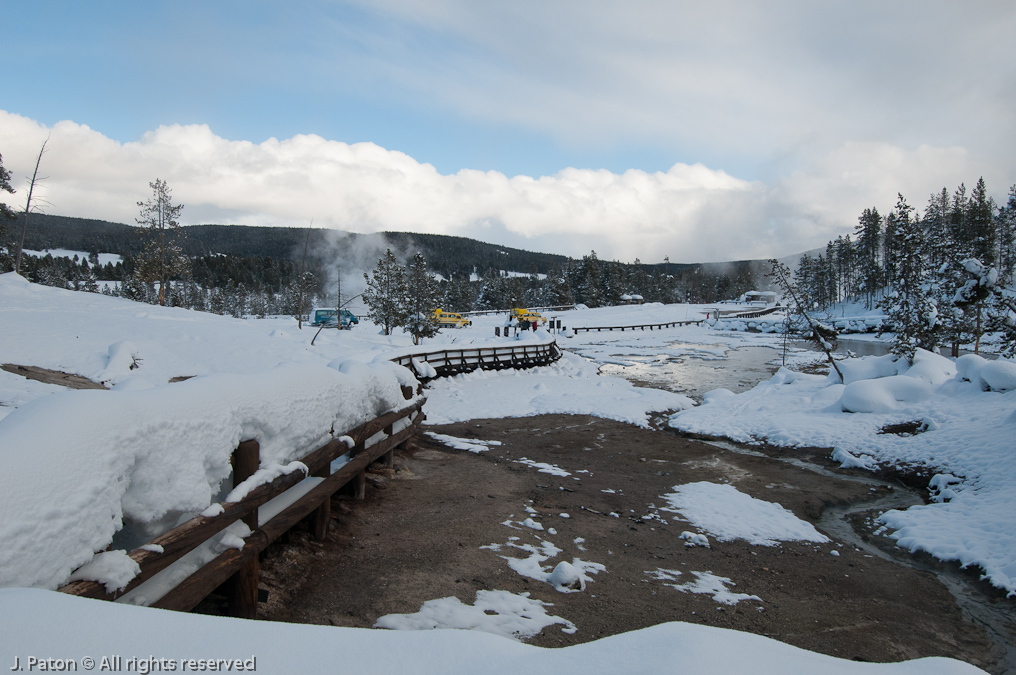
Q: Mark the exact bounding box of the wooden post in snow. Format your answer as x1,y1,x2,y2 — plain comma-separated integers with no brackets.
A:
227,440,260,618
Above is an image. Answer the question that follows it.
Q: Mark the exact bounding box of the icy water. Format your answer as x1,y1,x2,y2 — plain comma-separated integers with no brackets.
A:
597,342,781,399
597,338,898,401
597,339,1015,673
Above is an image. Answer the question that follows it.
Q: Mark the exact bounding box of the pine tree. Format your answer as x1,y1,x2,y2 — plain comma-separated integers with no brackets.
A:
134,179,189,306
571,251,603,307
404,252,441,345
363,249,407,335
543,266,574,306
967,177,997,266
854,207,883,308
924,188,952,271
998,185,1016,282
877,195,939,362
952,259,1002,354
443,277,476,312
0,153,15,271
473,269,506,311
794,254,816,308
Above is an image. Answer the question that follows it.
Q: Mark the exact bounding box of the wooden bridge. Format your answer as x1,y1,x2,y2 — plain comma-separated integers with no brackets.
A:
391,340,562,378
58,339,564,616
570,320,702,334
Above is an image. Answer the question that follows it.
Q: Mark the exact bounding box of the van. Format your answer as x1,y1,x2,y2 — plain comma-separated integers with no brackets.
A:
311,308,359,329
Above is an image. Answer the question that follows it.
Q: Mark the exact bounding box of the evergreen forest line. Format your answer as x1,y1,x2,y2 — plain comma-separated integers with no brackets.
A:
792,177,1016,359
1,212,773,316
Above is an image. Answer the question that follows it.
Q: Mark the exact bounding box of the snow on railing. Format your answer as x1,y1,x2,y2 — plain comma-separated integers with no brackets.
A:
59,386,425,618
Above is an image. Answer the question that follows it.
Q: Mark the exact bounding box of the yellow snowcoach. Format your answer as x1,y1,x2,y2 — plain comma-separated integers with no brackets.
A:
511,308,547,325
430,309,472,328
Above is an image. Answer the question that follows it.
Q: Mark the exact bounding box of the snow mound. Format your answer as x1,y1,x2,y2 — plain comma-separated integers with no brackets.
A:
410,357,438,379
834,349,954,387
839,375,932,413
680,531,710,548
5,587,985,674
956,354,1016,392
93,341,142,385
547,561,586,591
67,550,141,594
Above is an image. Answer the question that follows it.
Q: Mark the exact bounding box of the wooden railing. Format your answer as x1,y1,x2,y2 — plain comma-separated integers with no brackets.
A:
59,385,425,617
462,304,576,317
571,320,702,334
729,306,783,319
57,338,565,614
390,340,562,379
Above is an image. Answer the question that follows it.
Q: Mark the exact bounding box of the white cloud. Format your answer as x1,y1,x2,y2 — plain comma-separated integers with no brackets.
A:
0,110,1009,263
337,0,1016,171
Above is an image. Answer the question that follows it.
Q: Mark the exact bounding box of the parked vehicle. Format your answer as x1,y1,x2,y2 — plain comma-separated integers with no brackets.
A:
431,309,472,328
511,307,546,325
311,308,359,329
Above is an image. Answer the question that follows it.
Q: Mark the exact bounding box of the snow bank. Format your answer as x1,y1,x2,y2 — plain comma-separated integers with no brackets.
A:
710,317,787,333
0,360,414,590
670,351,1016,594
839,376,932,414
956,354,1016,392
0,589,985,674
423,352,694,427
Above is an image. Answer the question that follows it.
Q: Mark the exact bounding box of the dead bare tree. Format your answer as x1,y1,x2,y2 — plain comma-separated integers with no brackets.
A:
768,259,844,381
15,137,49,275
296,220,313,329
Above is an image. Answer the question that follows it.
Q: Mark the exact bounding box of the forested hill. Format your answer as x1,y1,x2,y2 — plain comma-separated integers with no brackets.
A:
14,213,775,308
19,214,570,279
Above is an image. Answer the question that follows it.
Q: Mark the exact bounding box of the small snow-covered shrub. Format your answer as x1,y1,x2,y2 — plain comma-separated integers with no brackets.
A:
839,375,932,413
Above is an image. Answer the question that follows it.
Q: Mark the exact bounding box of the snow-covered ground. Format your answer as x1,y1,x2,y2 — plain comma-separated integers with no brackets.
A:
0,588,983,675
22,248,123,267
0,274,1004,672
670,350,1016,597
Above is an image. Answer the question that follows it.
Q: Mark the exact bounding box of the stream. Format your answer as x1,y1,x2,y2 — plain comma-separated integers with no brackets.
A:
598,338,1016,673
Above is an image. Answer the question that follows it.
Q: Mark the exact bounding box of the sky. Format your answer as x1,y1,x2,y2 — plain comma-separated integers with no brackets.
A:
0,0,1014,264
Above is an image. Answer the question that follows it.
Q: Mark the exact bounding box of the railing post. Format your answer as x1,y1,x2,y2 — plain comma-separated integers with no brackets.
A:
227,439,260,618
312,462,330,541
351,471,367,500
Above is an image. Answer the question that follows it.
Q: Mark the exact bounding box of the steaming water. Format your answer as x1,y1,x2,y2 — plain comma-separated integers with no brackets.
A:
597,342,781,399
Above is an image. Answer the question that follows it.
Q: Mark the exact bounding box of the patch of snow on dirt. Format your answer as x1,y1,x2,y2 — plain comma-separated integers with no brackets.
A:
375,589,576,639
661,482,829,546
646,568,762,606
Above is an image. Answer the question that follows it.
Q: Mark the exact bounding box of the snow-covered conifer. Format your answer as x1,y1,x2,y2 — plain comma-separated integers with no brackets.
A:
363,249,408,335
